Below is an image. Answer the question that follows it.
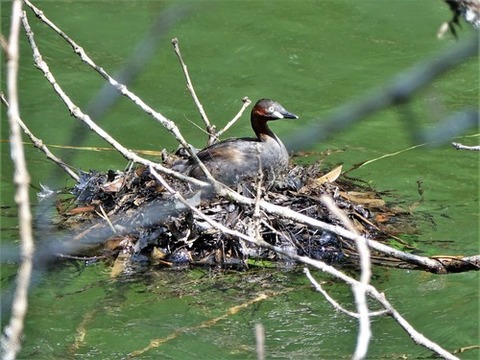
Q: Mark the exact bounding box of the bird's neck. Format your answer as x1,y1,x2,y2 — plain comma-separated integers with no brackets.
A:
252,118,276,141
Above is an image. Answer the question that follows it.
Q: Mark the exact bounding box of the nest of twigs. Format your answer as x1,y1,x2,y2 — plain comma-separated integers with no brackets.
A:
51,154,418,272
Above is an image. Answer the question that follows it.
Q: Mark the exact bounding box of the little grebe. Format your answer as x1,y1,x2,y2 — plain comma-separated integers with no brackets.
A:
184,98,298,187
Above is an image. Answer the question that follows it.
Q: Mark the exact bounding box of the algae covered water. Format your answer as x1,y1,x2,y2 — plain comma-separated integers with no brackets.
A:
1,1,478,359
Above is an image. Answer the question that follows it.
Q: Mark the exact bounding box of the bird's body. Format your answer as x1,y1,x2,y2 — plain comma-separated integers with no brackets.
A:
181,99,298,187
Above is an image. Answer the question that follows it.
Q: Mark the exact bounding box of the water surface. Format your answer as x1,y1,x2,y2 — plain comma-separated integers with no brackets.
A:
1,1,478,359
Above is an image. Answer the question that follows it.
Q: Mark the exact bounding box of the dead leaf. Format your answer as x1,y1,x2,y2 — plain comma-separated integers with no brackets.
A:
340,191,386,208
101,176,126,193
110,252,130,278
314,165,343,185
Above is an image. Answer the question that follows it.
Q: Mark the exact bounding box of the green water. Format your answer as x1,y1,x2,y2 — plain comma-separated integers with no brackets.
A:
1,1,479,359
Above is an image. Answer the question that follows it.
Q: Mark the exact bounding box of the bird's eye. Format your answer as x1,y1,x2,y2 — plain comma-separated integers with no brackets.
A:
267,106,275,113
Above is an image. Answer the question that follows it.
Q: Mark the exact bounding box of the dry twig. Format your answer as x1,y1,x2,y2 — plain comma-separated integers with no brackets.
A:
303,268,388,318
0,92,78,181
452,141,480,151
321,196,371,360
14,4,478,359
23,0,217,187
20,10,208,188
171,37,215,143
255,323,265,360
215,96,252,140
148,168,457,360
1,2,35,359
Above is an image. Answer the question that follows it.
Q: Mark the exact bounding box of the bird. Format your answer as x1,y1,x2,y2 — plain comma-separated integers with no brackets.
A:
179,98,298,188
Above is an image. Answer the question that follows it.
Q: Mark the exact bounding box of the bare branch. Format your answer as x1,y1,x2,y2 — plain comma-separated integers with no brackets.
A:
254,323,265,360
303,268,388,318
304,267,459,360
0,97,79,181
171,37,215,143
20,11,209,188
253,146,264,240
321,196,371,360
452,141,480,151
148,167,457,360
23,0,218,186
215,96,252,143
1,2,35,359
0,34,9,53
154,168,457,359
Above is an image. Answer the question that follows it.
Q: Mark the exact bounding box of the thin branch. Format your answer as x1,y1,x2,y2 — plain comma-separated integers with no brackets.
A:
171,37,215,143
254,323,265,360
60,6,187,165
303,268,388,318
452,142,480,151
23,0,217,186
96,204,116,234
0,91,8,106
20,11,207,188
0,96,79,181
214,183,452,273
21,4,474,278
149,167,458,360
303,267,459,360
0,34,9,53
1,2,35,360
151,167,451,360
253,146,264,241
214,96,252,143
321,195,371,360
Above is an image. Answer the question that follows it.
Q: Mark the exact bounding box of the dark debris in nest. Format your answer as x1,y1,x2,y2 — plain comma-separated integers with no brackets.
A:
51,161,420,273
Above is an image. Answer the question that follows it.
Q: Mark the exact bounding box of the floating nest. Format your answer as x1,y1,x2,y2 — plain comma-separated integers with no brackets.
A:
50,152,419,273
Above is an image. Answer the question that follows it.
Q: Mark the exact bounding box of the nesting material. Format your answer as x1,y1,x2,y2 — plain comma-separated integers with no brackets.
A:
52,158,417,273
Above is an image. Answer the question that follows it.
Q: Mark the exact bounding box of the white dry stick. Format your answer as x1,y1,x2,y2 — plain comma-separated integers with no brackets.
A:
149,167,258,245
20,11,208,189
221,185,453,273
255,323,265,360
253,147,264,240
148,168,457,360
22,2,474,272
171,38,215,142
321,195,371,359
452,142,480,151
1,1,35,360
215,96,252,140
23,1,216,185
303,268,388,318
0,96,78,181
303,268,458,360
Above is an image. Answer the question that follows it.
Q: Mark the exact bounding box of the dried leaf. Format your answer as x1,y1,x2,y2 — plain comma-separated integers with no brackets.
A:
101,176,125,193
340,191,386,208
314,165,343,185
110,252,130,278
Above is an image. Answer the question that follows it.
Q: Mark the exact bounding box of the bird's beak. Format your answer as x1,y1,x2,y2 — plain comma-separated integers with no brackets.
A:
279,109,298,119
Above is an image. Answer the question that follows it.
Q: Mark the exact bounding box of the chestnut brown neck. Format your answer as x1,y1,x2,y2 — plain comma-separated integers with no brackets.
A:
251,116,276,141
